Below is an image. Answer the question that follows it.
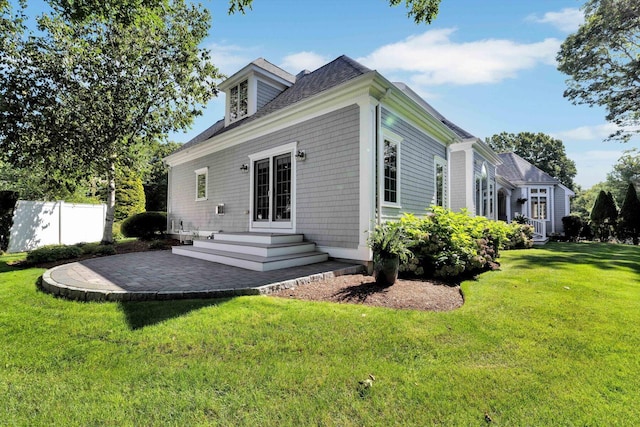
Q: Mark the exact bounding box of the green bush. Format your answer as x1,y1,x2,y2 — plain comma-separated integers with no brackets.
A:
397,207,532,280
121,211,167,240
562,215,583,242
115,173,146,221
78,242,117,256
27,245,83,264
0,191,19,252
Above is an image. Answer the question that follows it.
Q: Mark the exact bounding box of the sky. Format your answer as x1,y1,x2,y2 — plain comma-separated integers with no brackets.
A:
18,0,640,189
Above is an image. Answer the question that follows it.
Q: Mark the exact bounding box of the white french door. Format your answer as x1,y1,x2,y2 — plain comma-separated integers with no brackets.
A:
249,143,296,231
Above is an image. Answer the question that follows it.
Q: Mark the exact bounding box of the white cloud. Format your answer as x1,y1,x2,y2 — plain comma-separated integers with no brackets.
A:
569,150,623,188
280,51,329,74
206,43,255,75
357,28,560,86
528,8,583,33
552,123,640,141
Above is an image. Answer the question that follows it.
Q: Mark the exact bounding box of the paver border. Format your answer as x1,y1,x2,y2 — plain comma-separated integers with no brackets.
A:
40,263,365,302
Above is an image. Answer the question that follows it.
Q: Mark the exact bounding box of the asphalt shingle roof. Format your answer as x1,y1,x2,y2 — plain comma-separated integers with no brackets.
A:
174,55,372,154
497,152,559,184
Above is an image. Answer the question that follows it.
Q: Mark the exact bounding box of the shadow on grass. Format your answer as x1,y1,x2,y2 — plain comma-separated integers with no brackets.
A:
118,298,232,330
506,242,640,278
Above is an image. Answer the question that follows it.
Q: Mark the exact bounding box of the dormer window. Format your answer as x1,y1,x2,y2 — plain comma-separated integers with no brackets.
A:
229,80,248,122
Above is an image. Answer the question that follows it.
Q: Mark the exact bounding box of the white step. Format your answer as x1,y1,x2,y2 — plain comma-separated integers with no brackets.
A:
194,239,317,257
172,246,329,272
213,232,303,245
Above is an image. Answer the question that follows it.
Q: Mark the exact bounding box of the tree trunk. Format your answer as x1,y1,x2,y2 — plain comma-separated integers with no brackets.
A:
101,161,116,244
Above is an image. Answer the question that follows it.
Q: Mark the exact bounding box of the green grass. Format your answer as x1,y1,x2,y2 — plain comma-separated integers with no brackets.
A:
2,242,640,425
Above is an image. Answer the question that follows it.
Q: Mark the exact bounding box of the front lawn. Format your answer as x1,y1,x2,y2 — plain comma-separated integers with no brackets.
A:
1,242,639,425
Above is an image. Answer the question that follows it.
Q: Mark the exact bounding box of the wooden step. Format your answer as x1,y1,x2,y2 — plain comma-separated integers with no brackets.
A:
194,239,317,258
213,232,303,245
172,245,329,272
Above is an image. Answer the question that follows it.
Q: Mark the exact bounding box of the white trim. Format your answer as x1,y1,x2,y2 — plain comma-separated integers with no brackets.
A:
248,142,297,233
194,167,208,201
316,245,372,262
381,130,403,208
358,96,377,257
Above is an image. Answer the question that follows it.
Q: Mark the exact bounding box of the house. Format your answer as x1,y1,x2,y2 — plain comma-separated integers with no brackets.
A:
164,55,571,270
495,152,575,238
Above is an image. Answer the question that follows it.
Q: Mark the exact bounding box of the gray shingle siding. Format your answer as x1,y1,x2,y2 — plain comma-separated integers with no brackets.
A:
380,108,447,218
554,186,567,234
167,104,360,249
449,150,467,212
257,80,283,110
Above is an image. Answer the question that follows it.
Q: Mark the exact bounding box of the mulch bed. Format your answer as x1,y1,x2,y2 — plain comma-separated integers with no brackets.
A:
270,274,464,311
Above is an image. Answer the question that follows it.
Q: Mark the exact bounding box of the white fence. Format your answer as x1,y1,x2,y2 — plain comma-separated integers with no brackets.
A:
7,200,106,253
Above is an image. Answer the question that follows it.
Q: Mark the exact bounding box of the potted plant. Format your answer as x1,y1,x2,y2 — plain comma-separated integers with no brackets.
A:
367,222,414,286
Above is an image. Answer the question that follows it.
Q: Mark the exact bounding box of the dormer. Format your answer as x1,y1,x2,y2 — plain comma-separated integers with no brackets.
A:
219,58,296,126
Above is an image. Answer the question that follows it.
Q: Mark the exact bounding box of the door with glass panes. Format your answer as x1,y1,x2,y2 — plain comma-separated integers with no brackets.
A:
251,152,293,230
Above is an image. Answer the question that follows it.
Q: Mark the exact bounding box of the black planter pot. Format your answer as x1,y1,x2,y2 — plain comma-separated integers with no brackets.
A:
374,255,399,286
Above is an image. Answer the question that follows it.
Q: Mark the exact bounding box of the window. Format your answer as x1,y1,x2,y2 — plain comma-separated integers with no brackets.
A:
384,139,398,204
475,163,493,217
229,80,248,122
434,156,447,207
530,187,548,220
195,167,208,201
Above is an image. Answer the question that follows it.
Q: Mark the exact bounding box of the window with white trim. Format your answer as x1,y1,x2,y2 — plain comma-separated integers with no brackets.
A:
195,167,208,201
229,80,248,122
384,139,399,204
434,156,447,207
530,187,549,220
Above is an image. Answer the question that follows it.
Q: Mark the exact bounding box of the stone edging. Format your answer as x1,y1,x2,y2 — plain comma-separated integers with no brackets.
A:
39,264,366,302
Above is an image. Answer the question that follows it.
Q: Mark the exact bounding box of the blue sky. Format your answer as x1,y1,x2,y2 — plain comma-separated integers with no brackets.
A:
166,0,638,189
17,0,639,188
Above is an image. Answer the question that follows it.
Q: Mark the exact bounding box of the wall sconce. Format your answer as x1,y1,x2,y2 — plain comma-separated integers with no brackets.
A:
240,164,249,172
295,150,306,161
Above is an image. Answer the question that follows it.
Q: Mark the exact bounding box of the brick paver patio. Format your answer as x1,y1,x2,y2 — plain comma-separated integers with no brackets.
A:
40,250,364,301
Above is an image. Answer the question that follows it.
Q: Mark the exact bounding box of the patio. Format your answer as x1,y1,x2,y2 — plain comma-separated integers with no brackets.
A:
39,250,364,301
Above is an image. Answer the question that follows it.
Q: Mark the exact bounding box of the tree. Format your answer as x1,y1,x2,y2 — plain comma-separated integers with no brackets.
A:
142,141,182,212
228,0,442,24
115,171,146,221
605,149,640,206
0,0,220,243
486,132,577,189
572,182,608,220
557,0,640,142
590,190,618,240
618,183,640,244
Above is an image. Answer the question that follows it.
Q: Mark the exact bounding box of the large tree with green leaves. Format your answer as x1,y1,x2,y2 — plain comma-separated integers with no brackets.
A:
486,132,577,190
605,149,640,206
0,0,220,243
228,0,442,24
557,0,640,142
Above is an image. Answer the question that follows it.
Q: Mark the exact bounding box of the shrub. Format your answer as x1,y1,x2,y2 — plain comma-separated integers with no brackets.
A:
562,215,583,242
78,242,117,256
115,173,146,221
149,239,172,250
0,190,19,252
27,245,83,264
397,207,531,280
121,211,167,240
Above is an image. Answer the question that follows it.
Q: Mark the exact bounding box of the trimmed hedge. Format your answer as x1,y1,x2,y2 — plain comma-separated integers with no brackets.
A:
27,245,83,264
121,211,167,240
397,207,533,280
